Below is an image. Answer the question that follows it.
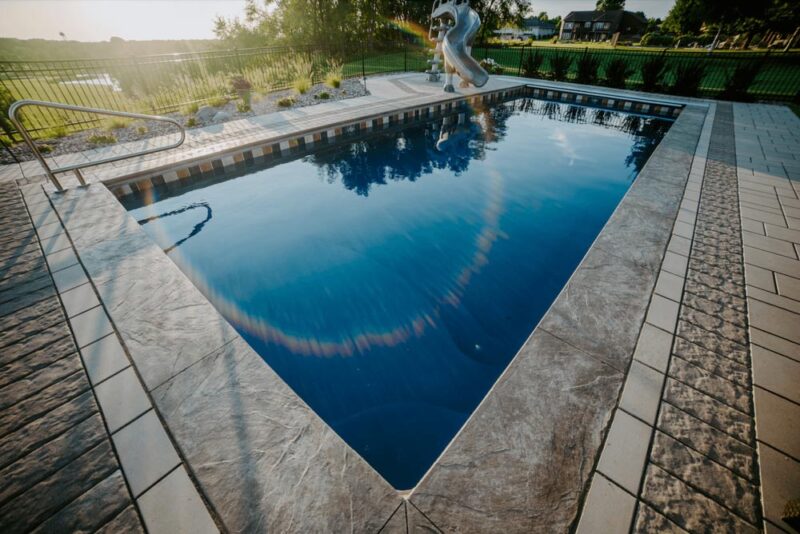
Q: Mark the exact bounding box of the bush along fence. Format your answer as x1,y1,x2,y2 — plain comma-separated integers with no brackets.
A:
481,46,800,101
1,42,799,144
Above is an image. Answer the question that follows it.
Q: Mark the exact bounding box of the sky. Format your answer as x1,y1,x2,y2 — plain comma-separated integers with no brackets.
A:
0,0,249,41
0,0,676,42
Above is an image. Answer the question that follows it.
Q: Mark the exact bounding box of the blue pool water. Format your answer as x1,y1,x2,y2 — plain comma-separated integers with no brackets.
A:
122,97,672,489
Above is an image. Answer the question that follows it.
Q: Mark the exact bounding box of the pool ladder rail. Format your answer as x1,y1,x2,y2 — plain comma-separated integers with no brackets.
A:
8,99,186,192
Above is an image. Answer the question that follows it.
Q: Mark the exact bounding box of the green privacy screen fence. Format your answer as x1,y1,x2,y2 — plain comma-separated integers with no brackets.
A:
1,42,799,142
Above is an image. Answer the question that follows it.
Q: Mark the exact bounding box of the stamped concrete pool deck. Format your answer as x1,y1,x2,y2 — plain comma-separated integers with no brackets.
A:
1,74,798,533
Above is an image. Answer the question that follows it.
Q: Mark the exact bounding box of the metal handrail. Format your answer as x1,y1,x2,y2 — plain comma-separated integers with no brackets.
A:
8,99,186,192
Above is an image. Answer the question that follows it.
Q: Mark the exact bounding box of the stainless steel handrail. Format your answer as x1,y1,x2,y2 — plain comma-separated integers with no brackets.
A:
8,99,186,192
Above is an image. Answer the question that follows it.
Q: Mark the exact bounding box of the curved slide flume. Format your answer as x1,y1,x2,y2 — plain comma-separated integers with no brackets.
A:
432,0,489,88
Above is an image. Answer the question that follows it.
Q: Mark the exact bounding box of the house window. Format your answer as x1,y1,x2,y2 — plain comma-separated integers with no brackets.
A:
564,22,574,30
562,32,572,39
584,21,591,28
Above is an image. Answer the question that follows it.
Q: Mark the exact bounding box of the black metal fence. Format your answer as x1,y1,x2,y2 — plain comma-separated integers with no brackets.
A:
477,46,800,101
0,43,378,141
2,42,799,143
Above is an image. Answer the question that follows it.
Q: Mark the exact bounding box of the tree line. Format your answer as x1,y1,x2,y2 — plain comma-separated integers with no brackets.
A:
663,0,798,36
213,0,530,48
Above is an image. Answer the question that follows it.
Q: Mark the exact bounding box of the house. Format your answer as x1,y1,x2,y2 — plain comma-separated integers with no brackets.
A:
559,10,647,42
494,17,557,41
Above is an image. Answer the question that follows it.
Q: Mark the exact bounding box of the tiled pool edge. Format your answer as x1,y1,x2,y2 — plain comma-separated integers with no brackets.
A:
33,93,706,532
105,85,682,199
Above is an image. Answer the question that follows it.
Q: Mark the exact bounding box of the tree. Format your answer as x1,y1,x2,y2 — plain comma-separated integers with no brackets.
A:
663,0,706,34
646,17,662,33
766,1,800,33
663,0,777,36
595,0,625,12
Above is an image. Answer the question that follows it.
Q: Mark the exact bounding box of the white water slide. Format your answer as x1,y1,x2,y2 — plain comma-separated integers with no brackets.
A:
431,0,489,89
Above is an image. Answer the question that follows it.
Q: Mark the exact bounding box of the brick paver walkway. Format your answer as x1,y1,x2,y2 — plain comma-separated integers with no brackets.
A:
634,103,762,532
0,182,144,533
577,102,800,534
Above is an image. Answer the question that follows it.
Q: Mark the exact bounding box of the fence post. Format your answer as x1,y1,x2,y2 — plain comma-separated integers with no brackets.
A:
361,41,367,91
234,48,243,74
518,45,527,76
132,56,156,114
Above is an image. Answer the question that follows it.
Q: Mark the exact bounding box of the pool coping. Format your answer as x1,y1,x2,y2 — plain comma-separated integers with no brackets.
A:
104,82,681,199
25,76,711,532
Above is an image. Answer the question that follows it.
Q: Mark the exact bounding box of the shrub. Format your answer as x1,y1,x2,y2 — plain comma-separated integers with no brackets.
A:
88,134,117,145
136,126,148,135
293,77,312,94
522,50,544,78
43,125,69,139
549,53,573,81
479,58,504,74
640,33,675,47
317,92,330,100
676,33,715,47
229,75,252,92
288,55,314,94
208,95,229,108
231,77,253,108
604,58,633,88
182,102,199,115
0,86,16,140
575,53,601,85
277,97,295,107
104,117,131,130
721,62,762,101
324,60,343,88
641,54,668,92
37,143,53,154
671,61,707,96
186,117,198,127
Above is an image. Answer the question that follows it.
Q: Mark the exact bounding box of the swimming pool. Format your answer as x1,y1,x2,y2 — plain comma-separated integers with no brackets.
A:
121,96,672,489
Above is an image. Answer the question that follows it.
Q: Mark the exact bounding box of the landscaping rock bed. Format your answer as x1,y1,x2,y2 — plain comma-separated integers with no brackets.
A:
1,79,367,164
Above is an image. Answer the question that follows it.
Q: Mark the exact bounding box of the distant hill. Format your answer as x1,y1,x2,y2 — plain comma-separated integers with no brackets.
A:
0,37,221,62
